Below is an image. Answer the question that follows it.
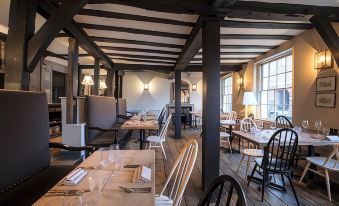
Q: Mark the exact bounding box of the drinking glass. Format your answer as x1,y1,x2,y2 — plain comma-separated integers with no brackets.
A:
314,120,322,134
294,126,302,135
322,127,330,136
109,144,120,176
302,120,309,133
99,148,109,169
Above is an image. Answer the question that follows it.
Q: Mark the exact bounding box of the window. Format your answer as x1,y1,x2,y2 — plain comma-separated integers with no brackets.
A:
222,76,233,113
259,54,292,120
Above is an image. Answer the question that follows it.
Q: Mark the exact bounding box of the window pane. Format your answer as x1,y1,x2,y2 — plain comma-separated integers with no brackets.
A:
263,64,269,77
275,90,284,112
277,73,285,89
261,105,268,119
261,91,268,105
287,88,292,108
262,77,269,90
277,58,285,74
268,90,274,105
286,72,292,88
268,105,275,119
269,75,276,89
286,55,292,72
270,61,277,75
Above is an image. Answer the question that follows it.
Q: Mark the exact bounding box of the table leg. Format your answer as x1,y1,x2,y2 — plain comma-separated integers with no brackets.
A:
139,130,144,150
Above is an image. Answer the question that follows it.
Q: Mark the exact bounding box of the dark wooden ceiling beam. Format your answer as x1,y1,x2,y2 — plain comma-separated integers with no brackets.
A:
27,0,88,72
197,51,264,55
310,16,339,66
63,52,177,61
174,17,203,70
79,23,189,39
221,20,312,30
37,1,114,69
99,46,180,55
92,36,183,49
221,34,292,40
109,57,174,65
110,63,174,71
45,51,68,61
220,45,274,49
78,9,195,27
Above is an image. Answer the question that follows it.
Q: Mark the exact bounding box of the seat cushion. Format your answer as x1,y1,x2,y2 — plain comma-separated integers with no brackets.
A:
147,136,164,143
0,165,74,205
306,157,339,171
155,195,174,206
241,149,264,157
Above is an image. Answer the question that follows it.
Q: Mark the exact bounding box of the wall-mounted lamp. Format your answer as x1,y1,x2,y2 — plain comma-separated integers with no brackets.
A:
192,84,197,91
144,83,149,90
238,77,244,87
315,50,333,70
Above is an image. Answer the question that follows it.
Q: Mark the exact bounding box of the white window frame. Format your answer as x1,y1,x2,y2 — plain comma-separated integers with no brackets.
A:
221,75,233,113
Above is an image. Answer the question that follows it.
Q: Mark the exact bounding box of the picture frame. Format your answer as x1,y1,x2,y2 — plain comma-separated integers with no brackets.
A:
316,76,336,92
315,93,336,108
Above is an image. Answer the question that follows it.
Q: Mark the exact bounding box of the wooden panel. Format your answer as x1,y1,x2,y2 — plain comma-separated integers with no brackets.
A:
93,58,100,95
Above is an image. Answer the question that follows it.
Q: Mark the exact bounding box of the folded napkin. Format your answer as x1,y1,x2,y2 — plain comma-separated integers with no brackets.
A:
327,135,339,141
64,168,88,185
140,166,152,182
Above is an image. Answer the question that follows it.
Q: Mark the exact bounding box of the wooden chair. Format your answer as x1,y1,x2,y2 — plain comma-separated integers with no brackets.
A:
147,114,172,160
275,115,293,129
220,111,237,153
248,128,300,205
299,144,339,202
236,117,263,180
198,175,247,206
156,139,198,206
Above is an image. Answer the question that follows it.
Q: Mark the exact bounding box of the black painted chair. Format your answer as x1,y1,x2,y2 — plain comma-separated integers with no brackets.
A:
275,115,293,128
198,175,247,206
247,128,300,205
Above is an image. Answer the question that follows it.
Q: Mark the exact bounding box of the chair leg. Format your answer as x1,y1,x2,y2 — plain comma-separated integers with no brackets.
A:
287,174,300,206
261,171,267,202
248,164,257,186
325,169,332,202
160,142,167,160
299,162,311,184
281,174,285,187
227,138,233,153
246,156,252,181
148,142,152,150
236,154,245,172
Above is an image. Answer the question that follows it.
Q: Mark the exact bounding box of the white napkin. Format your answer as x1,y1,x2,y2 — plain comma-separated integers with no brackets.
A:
139,166,151,182
64,168,88,185
327,135,339,141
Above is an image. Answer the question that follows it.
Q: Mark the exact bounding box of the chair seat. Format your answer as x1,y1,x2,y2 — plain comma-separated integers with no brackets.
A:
155,195,174,206
306,157,339,171
241,149,264,157
147,136,165,143
255,157,291,172
220,132,230,138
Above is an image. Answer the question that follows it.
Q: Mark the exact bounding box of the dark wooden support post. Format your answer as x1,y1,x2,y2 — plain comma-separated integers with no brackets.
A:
118,73,123,98
202,17,221,190
310,16,339,66
4,0,38,90
93,58,100,95
66,37,79,124
114,70,119,98
106,69,114,97
174,70,181,138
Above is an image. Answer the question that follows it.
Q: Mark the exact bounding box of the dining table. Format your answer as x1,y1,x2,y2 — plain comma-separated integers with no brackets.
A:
220,120,241,153
121,115,159,149
34,150,155,206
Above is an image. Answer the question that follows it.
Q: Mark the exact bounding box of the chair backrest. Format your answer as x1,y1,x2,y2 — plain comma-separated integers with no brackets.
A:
198,175,247,206
240,117,257,132
248,113,255,120
159,139,198,206
86,95,117,143
117,98,127,116
323,144,339,169
159,114,172,140
158,107,166,125
262,128,299,172
226,111,237,121
275,115,293,128
0,90,50,192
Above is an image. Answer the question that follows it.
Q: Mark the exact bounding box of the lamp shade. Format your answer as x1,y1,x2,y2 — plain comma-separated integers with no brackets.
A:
100,80,107,89
242,92,257,106
82,75,94,85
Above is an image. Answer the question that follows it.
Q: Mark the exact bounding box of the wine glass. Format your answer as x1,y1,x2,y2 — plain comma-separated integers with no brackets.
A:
302,120,309,133
314,120,322,135
109,144,120,176
322,127,330,136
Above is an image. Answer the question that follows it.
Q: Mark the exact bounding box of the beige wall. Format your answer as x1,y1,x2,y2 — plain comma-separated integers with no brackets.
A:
233,23,339,130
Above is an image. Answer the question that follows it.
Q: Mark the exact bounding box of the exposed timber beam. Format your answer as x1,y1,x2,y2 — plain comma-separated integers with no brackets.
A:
5,0,38,90
221,20,312,30
310,16,339,66
99,46,180,56
221,34,292,40
38,1,114,69
174,16,203,70
109,58,174,65
27,0,88,72
197,51,264,55
93,58,100,95
45,51,68,61
110,64,174,71
91,36,183,49
220,45,274,49
72,52,178,61
78,9,195,27
79,23,189,39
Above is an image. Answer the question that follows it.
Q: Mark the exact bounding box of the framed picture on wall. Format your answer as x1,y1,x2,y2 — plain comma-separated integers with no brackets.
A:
316,76,336,92
315,93,336,108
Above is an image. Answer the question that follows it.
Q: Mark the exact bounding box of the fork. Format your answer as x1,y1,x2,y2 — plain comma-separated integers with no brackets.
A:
119,186,152,193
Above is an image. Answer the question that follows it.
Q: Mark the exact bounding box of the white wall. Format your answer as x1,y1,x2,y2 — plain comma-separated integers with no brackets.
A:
122,71,203,113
